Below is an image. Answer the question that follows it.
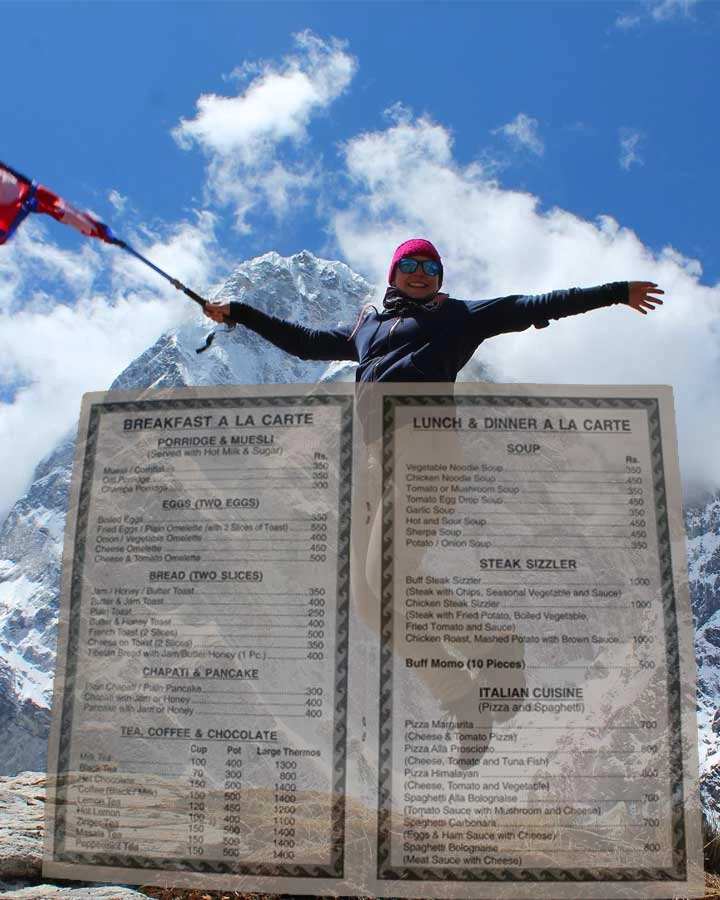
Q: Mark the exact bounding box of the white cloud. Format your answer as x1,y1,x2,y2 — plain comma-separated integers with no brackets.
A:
615,0,699,27
619,128,644,170
650,0,698,20
615,13,642,29
108,189,127,213
330,114,720,492
0,221,101,314
113,211,225,297
173,30,357,231
493,113,544,157
0,214,226,519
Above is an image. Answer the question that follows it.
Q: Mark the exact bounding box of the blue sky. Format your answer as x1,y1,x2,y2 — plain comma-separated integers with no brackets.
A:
4,0,717,271
1,0,719,514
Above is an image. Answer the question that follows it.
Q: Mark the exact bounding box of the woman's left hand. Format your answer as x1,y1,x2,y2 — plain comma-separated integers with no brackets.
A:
627,281,664,314
204,302,231,323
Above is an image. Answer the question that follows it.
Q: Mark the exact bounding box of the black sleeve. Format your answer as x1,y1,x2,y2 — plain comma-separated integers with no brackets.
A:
465,282,629,340
228,302,359,362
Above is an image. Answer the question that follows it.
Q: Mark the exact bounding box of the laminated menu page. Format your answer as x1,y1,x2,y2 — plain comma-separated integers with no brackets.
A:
44,383,703,899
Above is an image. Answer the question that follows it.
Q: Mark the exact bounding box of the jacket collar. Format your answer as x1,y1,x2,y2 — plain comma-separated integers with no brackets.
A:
382,286,445,316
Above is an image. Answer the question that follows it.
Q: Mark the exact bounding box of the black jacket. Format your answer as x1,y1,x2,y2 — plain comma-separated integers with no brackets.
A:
228,282,628,383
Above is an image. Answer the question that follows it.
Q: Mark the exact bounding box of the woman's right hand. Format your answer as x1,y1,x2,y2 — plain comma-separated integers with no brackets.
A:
204,302,231,323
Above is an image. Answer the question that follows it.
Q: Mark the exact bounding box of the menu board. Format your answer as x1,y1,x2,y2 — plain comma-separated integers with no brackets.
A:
44,383,703,899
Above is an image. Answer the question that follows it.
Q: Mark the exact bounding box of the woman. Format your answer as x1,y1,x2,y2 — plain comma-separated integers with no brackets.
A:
205,241,664,728
204,238,663,381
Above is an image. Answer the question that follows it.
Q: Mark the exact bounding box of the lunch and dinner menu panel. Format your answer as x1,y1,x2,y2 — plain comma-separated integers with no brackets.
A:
44,383,703,899
374,387,701,898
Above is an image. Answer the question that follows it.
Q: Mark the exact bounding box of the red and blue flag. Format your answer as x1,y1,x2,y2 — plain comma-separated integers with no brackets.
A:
0,160,114,245
1,159,222,353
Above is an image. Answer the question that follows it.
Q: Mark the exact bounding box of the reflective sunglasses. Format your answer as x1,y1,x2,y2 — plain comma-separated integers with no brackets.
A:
397,257,442,277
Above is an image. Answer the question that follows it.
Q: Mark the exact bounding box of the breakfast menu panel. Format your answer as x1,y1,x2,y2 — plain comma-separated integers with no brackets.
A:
46,388,352,884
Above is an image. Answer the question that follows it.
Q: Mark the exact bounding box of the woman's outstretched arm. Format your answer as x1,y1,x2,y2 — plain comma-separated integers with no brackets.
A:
465,280,664,340
204,301,358,362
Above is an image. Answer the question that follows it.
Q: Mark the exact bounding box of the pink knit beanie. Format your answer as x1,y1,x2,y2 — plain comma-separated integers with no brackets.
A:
388,238,443,287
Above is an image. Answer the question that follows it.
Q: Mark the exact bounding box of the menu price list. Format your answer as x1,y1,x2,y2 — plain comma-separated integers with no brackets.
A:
49,392,351,875
379,396,686,880
66,733,329,866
